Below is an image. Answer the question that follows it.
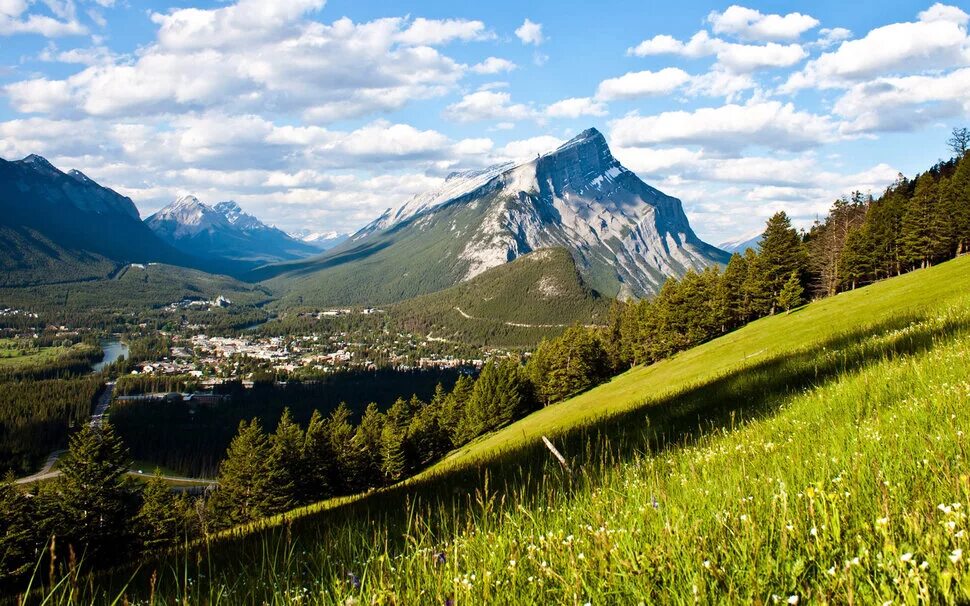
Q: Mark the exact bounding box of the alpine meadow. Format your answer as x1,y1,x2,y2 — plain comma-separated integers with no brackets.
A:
1,1,970,605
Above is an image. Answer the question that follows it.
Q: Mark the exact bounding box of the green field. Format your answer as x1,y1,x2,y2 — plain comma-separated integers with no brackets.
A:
0,340,98,370
38,256,970,603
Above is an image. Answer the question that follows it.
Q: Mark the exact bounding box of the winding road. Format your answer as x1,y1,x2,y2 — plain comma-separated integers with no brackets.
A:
15,381,216,490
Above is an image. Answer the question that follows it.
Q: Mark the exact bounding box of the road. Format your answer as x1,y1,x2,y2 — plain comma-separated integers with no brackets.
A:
14,381,217,489
454,307,601,329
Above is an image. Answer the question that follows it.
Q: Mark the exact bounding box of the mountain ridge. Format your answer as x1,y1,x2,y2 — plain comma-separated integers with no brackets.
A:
259,127,729,304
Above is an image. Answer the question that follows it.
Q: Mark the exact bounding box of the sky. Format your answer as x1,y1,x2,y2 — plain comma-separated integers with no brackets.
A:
1,1,969,244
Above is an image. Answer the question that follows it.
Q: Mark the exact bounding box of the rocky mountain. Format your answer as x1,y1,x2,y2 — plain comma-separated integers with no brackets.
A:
0,154,217,286
258,128,729,306
719,233,762,254
147,196,317,264
292,230,349,251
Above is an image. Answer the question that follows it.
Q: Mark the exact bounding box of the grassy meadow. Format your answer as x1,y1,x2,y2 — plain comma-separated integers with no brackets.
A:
29,256,970,604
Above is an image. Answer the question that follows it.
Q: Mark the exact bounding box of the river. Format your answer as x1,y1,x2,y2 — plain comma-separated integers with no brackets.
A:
92,339,130,372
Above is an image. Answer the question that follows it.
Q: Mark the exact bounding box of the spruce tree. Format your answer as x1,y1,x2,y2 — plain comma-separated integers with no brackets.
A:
136,471,181,551
44,421,136,563
742,247,772,319
720,253,748,328
209,419,276,528
302,409,333,501
439,375,473,445
900,173,941,269
267,408,305,508
380,398,410,481
756,212,808,314
327,404,360,493
777,270,804,313
949,153,970,254
0,474,36,584
354,403,385,488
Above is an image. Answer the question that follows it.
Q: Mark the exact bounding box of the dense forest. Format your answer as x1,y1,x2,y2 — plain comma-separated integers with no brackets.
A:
110,369,467,476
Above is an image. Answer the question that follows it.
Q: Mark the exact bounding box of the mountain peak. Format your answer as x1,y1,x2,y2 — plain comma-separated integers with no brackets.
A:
19,154,61,176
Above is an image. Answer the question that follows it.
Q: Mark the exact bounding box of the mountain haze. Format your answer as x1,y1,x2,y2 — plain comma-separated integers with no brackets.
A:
258,128,728,305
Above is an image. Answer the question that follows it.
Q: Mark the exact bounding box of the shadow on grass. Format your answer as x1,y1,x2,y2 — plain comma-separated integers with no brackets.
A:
87,311,970,598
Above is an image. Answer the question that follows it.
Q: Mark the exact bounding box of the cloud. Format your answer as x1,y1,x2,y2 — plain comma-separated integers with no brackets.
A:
595,68,691,100
514,18,543,45
628,30,807,72
5,5,474,123
443,90,535,123
498,135,562,161
784,4,970,91
545,97,607,119
834,67,970,133
0,0,87,36
471,57,516,74
708,5,819,41
609,101,838,152
395,17,491,45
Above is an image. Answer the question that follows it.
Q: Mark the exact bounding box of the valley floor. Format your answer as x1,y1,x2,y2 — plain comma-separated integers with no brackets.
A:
32,257,970,604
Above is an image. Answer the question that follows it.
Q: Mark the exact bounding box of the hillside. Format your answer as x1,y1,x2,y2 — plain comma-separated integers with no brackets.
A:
74,256,970,603
0,263,272,318
388,248,612,347
256,129,728,306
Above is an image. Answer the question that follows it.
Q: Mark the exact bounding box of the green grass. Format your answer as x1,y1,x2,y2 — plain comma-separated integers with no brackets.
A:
32,256,970,604
0,342,97,369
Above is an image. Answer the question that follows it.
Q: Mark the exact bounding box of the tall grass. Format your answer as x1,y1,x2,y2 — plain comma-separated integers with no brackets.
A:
22,260,970,604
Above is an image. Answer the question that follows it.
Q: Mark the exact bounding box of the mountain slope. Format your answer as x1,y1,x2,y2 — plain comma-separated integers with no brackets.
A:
389,248,612,346
147,197,317,264
257,128,729,305
0,155,224,286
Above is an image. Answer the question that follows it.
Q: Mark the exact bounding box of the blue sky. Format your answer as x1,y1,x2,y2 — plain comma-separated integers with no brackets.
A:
1,0,968,244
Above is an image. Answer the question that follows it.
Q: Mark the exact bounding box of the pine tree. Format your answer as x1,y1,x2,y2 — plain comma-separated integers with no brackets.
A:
302,409,333,502
777,270,804,313
0,474,37,584
945,155,970,255
136,471,181,551
900,173,941,270
439,375,473,445
756,212,808,314
380,398,411,481
354,403,385,488
43,421,136,563
742,247,773,319
326,404,360,493
267,408,305,508
209,419,276,528
720,253,748,328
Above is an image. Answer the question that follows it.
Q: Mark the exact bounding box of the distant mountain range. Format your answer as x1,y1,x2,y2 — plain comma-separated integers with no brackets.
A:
146,196,318,264
718,233,762,254
0,155,229,286
291,230,349,251
257,128,729,305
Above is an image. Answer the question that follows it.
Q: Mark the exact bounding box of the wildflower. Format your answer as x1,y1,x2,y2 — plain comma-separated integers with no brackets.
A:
788,596,799,605
920,561,929,570
827,566,836,576
344,598,359,606
950,549,963,563
347,572,361,590
900,553,913,563
435,552,447,566
703,560,711,569
577,553,585,560
810,527,818,537
876,517,889,527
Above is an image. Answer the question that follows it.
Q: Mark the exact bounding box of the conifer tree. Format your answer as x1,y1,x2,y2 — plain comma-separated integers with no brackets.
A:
949,153,970,254
326,404,360,493
380,398,411,481
720,253,748,328
900,174,941,269
43,421,136,562
209,419,277,528
302,409,333,501
777,270,804,313
268,408,305,507
136,471,181,551
0,474,36,584
742,247,773,318
439,375,474,444
354,403,385,488
756,212,808,314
